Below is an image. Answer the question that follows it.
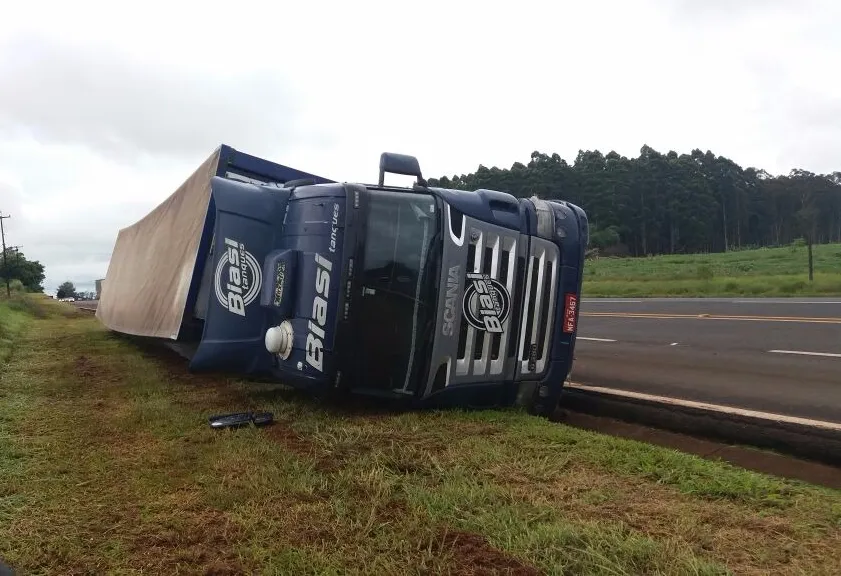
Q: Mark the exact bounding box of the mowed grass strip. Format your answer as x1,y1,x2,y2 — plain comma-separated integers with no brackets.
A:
1,298,841,574
584,242,841,297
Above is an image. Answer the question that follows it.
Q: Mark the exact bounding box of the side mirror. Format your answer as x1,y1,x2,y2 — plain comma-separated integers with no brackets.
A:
379,152,427,187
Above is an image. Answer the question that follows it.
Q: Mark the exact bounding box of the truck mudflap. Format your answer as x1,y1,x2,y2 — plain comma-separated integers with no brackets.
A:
189,177,291,374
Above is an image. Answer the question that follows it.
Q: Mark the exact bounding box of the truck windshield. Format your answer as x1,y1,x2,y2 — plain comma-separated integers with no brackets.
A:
353,189,440,393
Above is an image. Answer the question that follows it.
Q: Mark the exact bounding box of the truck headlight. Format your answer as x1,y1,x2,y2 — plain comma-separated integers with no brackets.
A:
265,320,294,360
530,196,555,240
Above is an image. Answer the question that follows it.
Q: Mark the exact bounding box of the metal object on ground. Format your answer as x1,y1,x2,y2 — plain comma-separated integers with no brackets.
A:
208,411,275,429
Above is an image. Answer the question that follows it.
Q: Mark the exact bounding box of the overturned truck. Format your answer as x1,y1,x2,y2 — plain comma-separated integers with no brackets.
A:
97,145,589,417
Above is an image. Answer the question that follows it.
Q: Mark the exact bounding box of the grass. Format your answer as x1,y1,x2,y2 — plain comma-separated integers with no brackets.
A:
583,242,841,297
1,297,841,574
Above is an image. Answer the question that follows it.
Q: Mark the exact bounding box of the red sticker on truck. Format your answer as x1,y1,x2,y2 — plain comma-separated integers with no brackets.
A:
563,293,578,334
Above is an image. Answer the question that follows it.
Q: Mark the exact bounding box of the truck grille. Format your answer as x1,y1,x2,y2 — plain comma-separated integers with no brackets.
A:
454,230,518,378
516,239,560,376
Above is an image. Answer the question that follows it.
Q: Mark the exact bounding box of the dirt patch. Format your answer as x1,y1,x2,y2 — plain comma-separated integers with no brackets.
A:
176,383,249,413
204,563,244,576
377,498,410,523
128,508,248,575
73,355,96,379
434,528,542,576
320,393,406,421
262,422,314,458
125,338,230,384
312,441,377,473
124,338,252,409
68,353,124,389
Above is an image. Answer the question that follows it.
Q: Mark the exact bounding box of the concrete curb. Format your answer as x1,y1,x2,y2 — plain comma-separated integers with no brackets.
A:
559,384,841,467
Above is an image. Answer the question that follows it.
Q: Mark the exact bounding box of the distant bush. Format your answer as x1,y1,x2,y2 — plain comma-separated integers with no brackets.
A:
589,225,621,251
0,278,27,294
6,295,48,319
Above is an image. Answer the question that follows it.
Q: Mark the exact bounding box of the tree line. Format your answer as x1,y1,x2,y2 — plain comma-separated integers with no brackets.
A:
0,249,90,299
429,145,841,257
0,248,45,293
56,281,96,300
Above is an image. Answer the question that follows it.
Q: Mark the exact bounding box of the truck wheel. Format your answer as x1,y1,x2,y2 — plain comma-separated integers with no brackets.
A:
528,384,560,418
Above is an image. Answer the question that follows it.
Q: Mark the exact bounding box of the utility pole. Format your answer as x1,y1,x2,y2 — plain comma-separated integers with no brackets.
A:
0,212,10,298
8,246,22,292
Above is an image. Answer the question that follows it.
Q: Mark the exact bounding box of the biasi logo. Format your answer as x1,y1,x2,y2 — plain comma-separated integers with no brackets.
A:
308,203,340,371
306,253,332,372
214,238,262,316
462,272,511,333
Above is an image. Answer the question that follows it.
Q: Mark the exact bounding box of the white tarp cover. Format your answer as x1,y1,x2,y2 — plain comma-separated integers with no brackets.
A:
96,148,221,339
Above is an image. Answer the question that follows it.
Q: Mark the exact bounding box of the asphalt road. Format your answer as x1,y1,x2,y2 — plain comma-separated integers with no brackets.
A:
573,298,841,423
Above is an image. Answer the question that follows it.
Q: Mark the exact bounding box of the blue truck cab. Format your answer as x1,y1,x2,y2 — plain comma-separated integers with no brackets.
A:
185,151,589,417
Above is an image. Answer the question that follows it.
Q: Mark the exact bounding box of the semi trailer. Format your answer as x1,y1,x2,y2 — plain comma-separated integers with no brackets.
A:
97,145,588,417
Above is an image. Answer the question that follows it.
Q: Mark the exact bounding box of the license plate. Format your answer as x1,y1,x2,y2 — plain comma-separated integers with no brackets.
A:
563,293,578,334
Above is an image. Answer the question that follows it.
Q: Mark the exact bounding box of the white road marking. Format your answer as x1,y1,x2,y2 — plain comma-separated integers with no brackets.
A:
768,349,841,359
578,337,617,343
670,342,678,346
588,298,746,302
583,312,841,324
584,298,841,304
733,300,841,305
565,382,841,431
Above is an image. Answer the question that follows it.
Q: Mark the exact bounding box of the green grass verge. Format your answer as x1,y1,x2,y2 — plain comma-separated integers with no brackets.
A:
0,294,48,363
583,243,841,297
1,297,841,574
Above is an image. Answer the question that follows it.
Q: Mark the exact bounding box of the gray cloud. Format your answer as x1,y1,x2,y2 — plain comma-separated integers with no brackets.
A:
0,32,334,293
770,92,841,176
6,199,151,293
0,34,319,164
790,93,841,132
1,0,839,295
0,179,24,216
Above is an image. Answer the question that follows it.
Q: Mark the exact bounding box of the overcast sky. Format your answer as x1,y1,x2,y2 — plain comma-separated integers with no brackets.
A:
1,0,838,294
